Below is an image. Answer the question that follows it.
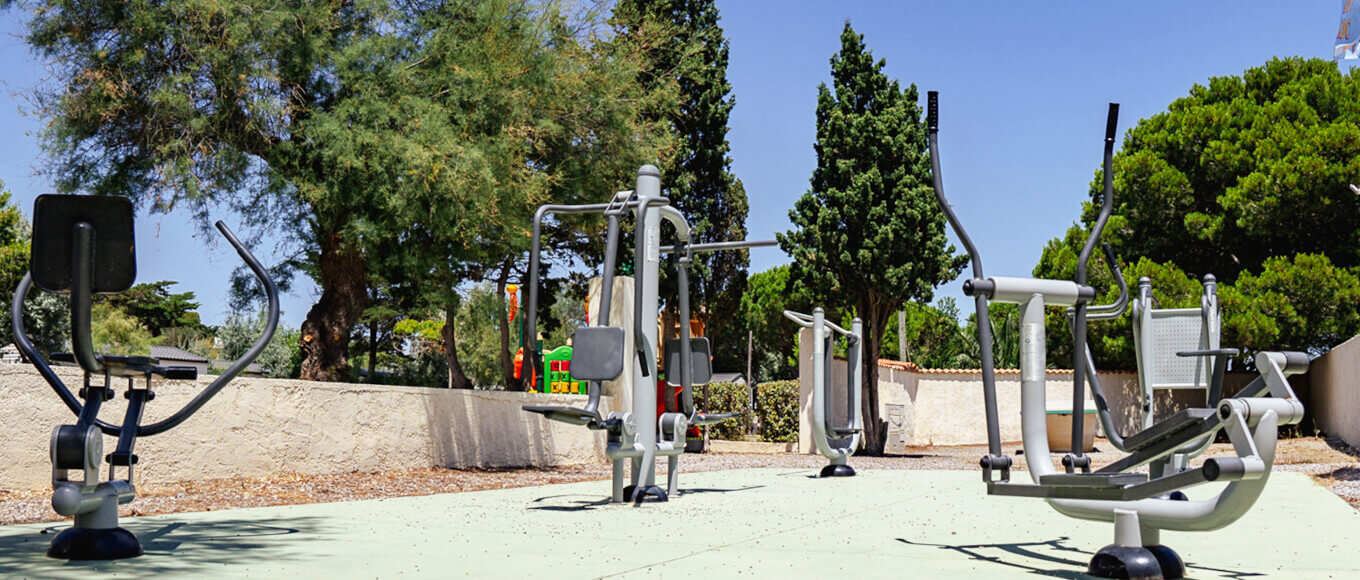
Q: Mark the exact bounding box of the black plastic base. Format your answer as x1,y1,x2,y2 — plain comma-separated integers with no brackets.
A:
819,464,856,477
630,485,668,505
47,526,144,561
1088,544,1183,580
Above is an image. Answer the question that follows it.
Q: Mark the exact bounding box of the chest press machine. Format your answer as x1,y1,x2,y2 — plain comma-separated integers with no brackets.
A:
520,165,770,505
927,92,1307,580
11,195,279,561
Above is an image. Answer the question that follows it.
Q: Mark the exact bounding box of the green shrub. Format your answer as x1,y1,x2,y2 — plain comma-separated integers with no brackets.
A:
755,380,799,443
694,382,755,441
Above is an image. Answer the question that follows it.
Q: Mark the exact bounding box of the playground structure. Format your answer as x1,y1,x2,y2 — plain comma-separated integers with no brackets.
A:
927,91,1309,579
784,307,863,476
9,195,279,560
519,165,775,504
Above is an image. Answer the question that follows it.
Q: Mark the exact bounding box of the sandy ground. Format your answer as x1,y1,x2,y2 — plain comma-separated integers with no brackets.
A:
2,436,1356,526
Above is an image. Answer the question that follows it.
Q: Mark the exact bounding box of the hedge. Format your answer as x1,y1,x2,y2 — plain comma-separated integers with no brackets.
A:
694,380,800,443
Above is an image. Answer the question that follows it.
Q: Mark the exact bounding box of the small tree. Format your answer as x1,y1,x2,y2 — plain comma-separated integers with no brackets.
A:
779,23,965,454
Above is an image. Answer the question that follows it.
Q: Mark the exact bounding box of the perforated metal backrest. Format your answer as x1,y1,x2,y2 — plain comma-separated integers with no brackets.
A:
663,337,712,386
1141,309,1210,389
569,326,625,381
1132,275,1219,394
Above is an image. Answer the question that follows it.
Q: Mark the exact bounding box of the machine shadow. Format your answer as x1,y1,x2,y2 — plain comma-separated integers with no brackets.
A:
0,515,328,576
527,495,614,512
896,537,1266,580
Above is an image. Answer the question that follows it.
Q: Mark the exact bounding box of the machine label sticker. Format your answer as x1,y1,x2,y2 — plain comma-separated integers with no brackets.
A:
646,228,659,262
1021,322,1044,382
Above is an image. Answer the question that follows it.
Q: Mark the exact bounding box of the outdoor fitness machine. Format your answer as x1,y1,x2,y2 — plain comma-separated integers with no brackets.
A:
11,194,279,560
783,308,862,476
927,92,1307,579
521,165,770,504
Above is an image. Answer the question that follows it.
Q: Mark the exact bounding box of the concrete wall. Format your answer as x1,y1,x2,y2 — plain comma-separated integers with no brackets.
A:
0,366,612,491
795,328,1260,453
1309,334,1360,448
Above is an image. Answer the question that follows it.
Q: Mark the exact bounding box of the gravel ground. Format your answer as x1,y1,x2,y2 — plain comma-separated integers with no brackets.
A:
2,436,1355,526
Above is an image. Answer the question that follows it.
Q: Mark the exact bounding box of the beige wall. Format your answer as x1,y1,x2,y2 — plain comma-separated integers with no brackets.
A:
795,328,1262,453
0,366,612,491
1310,334,1360,448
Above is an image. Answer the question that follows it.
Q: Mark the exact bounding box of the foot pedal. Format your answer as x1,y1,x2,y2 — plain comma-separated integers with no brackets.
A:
1123,408,1216,452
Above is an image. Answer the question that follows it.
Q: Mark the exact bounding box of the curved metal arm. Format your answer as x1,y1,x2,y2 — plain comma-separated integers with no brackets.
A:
12,274,85,419
927,90,1004,463
138,221,278,435
1067,243,1129,321
13,221,280,437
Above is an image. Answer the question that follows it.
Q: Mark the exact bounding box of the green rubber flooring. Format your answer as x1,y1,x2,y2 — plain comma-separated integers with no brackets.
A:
1,468,1355,578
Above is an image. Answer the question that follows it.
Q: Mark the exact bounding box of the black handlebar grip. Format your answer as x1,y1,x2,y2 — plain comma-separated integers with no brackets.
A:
927,91,939,133
1105,103,1119,142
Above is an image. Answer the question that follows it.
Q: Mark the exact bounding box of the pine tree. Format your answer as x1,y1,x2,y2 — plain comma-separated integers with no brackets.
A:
614,0,750,366
779,23,965,454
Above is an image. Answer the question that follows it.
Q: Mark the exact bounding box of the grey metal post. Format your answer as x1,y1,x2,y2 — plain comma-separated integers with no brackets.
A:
898,310,906,361
632,165,663,492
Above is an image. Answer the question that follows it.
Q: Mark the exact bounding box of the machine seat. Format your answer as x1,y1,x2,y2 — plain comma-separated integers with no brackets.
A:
1122,408,1218,452
50,353,198,380
830,426,863,436
692,412,740,426
522,405,601,426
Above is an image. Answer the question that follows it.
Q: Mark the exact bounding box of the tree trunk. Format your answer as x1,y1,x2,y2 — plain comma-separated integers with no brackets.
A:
367,321,377,379
299,232,367,382
495,262,520,391
442,304,474,389
858,296,892,455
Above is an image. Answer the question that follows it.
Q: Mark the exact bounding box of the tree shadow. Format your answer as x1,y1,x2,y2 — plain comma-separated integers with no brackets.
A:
0,515,329,577
896,537,1266,579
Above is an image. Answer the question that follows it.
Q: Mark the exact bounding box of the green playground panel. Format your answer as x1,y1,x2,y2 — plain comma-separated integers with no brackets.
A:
541,345,584,394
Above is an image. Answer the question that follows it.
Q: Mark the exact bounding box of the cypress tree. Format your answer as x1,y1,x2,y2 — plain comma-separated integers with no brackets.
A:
779,23,965,453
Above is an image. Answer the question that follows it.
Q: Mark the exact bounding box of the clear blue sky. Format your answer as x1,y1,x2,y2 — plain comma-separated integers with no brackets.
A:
0,2,1344,328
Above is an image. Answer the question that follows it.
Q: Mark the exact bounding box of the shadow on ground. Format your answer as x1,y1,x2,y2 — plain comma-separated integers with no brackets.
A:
527,485,764,511
0,515,329,576
897,537,1266,580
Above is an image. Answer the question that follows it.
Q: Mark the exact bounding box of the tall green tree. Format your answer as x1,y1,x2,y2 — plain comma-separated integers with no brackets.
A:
738,265,814,382
613,0,750,367
1036,57,1360,363
7,0,667,384
778,24,966,454
96,281,204,336
1084,57,1360,279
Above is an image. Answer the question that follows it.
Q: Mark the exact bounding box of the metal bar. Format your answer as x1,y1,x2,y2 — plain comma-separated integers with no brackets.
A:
69,222,103,374
658,239,777,254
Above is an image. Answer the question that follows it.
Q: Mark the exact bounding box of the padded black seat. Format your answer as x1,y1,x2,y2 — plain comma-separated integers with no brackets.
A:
1039,472,1148,488
1123,408,1218,452
830,426,863,436
522,405,600,426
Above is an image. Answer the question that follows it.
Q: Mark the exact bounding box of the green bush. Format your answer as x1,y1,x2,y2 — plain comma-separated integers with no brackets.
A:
694,382,755,441
755,380,799,443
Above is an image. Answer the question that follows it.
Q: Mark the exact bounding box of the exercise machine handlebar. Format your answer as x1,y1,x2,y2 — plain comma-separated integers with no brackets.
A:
11,220,279,437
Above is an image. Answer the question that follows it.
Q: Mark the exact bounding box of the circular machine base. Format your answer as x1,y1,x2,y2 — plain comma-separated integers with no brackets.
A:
630,485,668,504
819,464,856,477
1087,544,1184,580
47,526,144,561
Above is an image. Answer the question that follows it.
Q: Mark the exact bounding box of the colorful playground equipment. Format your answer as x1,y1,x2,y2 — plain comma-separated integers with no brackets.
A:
783,307,863,476
519,165,769,504
927,91,1308,579
10,194,278,560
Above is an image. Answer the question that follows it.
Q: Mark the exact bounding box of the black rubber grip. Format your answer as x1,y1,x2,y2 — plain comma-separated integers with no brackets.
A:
927,91,939,132
1105,103,1119,141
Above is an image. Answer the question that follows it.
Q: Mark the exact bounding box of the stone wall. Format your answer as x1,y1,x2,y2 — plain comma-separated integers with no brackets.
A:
1309,334,1360,448
0,365,612,490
